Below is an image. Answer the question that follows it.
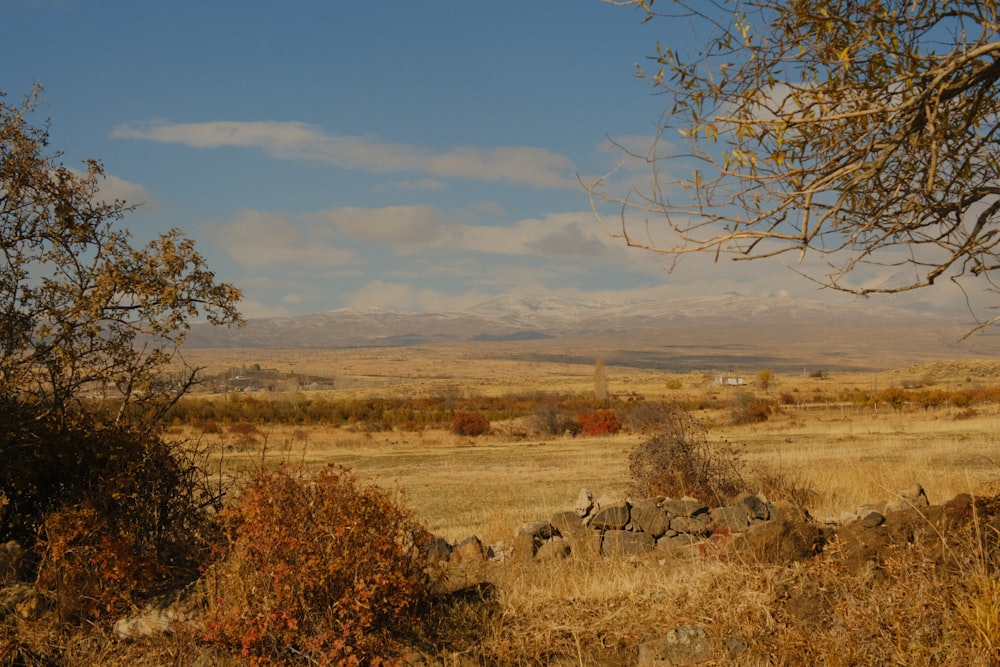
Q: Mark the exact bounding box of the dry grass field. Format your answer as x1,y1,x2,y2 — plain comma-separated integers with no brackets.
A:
178,348,1000,536
158,348,1000,663
9,346,1000,665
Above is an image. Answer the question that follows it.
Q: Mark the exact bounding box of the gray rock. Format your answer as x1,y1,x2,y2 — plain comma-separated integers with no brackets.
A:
589,503,631,531
535,536,571,561
573,488,594,517
711,505,750,533
601,530,655,557
861,511,886,528
661,499,709,518
637,625,713,666
630,500,671,538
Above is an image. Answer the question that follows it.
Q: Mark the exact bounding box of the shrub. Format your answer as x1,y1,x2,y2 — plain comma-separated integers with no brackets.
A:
529,404,579,436
623,401,680,434
628,406,745,503
204,466,435,665
575,410,621,436
451,412,491,436
730,391,775,425
29,419,219,622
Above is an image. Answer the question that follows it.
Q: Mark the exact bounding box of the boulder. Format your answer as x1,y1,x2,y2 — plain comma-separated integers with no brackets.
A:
630,500,671,538
637,625,713,666
601,530,655,557
535,536,571,561
661,499,709,519
710,505,750,533
573,488,594,517
451,536,485,564
589,503,630,531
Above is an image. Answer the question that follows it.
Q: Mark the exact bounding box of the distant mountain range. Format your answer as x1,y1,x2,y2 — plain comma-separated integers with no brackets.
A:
185,292,1000,372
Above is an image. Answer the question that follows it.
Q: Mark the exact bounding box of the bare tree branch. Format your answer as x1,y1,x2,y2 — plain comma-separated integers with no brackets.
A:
595,0,1000,333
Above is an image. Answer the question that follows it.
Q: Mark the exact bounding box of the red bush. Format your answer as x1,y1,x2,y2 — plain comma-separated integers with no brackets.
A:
450,412,490,436
576,410,621,436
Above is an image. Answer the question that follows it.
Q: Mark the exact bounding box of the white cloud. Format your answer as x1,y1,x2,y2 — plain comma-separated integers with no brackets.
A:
308,205,446,244
70,169,155,208
210,209,356,268
112,120,578,188
237,298,291,319
381,178,447,191
455,212,621,259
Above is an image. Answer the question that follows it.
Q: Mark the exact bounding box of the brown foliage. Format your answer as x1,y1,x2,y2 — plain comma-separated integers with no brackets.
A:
450,412,491,436
29,420,219,623
628,406,745,504
203,466,435,665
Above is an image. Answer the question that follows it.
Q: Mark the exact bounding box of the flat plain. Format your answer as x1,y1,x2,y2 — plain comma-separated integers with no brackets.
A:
176,345,1000,541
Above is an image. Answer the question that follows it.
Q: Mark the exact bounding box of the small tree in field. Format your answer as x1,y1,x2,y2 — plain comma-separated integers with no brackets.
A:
0,86,242,613
0,86,242,427
756,368,775,393
594,357,608,404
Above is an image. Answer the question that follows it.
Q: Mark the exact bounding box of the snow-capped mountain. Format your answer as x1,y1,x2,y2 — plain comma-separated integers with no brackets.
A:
183,292,998,372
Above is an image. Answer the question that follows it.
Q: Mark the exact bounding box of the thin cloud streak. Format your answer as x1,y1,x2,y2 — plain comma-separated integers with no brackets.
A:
112,120,578,189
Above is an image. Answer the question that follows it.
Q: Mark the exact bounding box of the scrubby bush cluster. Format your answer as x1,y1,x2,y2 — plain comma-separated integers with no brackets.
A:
170,391,637,432
1,399,219,622
628,404,745,503
204,466,435,665
451,411,491,436
575,410,621,436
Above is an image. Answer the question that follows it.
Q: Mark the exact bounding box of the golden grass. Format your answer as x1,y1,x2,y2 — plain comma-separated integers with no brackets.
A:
139,357,1000,663
190,393,1000,543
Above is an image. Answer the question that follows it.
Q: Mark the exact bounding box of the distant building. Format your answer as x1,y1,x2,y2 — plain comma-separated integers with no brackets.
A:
714,375,745,386
228,375,252,391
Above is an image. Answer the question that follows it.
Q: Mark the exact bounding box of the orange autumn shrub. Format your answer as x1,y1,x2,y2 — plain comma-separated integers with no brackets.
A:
575,410,621,436
204,466,436,665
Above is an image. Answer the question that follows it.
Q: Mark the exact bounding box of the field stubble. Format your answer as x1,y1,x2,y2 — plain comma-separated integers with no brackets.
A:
203,402,1000,542
178,357,1000,664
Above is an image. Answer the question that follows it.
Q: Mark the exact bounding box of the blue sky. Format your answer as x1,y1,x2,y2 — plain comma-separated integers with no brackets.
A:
2,0,969,319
